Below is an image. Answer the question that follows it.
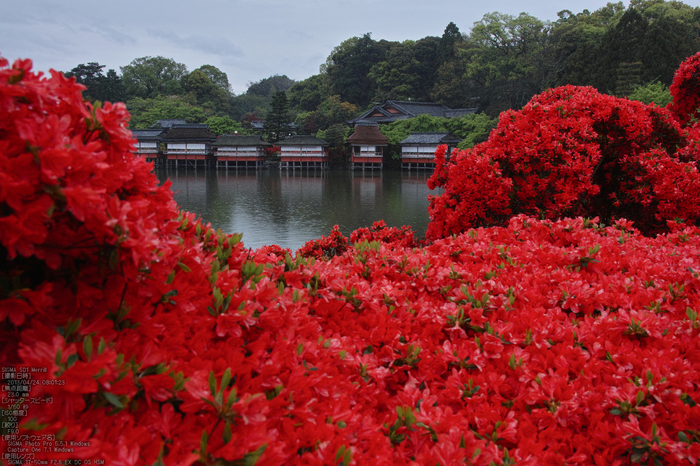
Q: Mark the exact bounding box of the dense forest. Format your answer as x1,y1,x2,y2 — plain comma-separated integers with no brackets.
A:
64,0,700,146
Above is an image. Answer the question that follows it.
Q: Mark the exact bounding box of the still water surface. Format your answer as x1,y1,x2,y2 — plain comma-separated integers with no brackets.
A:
156,167,437,251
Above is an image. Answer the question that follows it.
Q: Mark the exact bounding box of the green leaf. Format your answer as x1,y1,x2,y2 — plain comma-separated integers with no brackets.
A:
208,370,217,396
223,422,232,444
83,335,93,361
220,368,232,394
200,429,208,456
226,387,238,410
103,392,124,409
241,444,266,466
335,445,346,462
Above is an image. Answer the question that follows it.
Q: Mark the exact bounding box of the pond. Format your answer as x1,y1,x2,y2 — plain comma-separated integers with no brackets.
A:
156,167,438,251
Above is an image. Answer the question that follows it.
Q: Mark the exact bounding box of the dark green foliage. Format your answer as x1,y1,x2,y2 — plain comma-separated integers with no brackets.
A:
287,74,329,112
120,56,188,99
204,116,249,136
628,81,672,106
436,22,463,65
263,91,292,142
324,33,388,108
196,64,232,94
65,62,125,103
182,69,230,114
126,96,206,129
246,75,295,97
377,113,497,160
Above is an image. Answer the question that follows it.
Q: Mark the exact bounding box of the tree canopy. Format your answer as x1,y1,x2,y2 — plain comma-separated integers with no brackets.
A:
61,0,700,128
120,56,188,99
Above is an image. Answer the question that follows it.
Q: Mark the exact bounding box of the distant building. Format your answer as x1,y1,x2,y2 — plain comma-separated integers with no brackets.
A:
150,119,187,129
399,132,461,169
130,128,165,163
347,121,389,170
349,100,477,125
160,124,216,167
212,135,271,169
277,135,330,169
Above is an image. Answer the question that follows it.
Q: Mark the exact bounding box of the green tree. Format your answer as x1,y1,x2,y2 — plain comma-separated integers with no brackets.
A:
628,81,672,106
229,94,269,121
590,1,700,94
103,69,126,103
462,12,564,115
126,96,206,129
181,69,229,114
369,41,421,101
196,64,232,94
445,113,498,149
246,75,295,97
65,62,125,103
120,56,188,99
412,37,440,101
204,115,248,136
287,74,329,112
263,91,292,142
549,4,625,87
324,33,388,108
431,59,470,108
637,0,700,86
436,22,464,66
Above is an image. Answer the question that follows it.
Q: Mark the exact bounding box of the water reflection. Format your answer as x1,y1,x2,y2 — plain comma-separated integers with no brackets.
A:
156,167,437,251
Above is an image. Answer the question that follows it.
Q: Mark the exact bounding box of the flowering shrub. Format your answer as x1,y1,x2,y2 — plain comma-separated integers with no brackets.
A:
296,224,349,259
349,220,417,249
3,54,700,466
670,52,700,127
426,52,700,240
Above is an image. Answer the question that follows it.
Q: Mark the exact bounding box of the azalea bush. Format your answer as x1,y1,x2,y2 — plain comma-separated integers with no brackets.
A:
2,53,700,466
426,52,700,240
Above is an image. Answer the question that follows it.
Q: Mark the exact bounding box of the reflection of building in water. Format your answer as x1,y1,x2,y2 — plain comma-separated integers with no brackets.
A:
352,171,382,208
347,121,389,170
279,170,324,200
399,133,461,170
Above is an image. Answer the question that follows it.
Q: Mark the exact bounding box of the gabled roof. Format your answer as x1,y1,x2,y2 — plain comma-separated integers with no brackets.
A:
347,121,389,145
212,135,272,147
150,119,187,129
277,135,329,146
160,124,216,142
399,132,462,145
131,129,165,141
349,100,478,125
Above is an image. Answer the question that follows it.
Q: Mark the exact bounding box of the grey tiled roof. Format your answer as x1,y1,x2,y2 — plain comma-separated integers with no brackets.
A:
399,132,462,145
212,135,272,147
350,100,478,124
130,129,165,141
160,124,216,141
150,119,187,129
277,135,329,146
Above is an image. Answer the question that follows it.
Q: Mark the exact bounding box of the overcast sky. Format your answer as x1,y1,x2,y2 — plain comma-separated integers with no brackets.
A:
3,0,699,95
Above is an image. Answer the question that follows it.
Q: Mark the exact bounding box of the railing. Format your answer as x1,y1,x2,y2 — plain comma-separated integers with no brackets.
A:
165,149,207,154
